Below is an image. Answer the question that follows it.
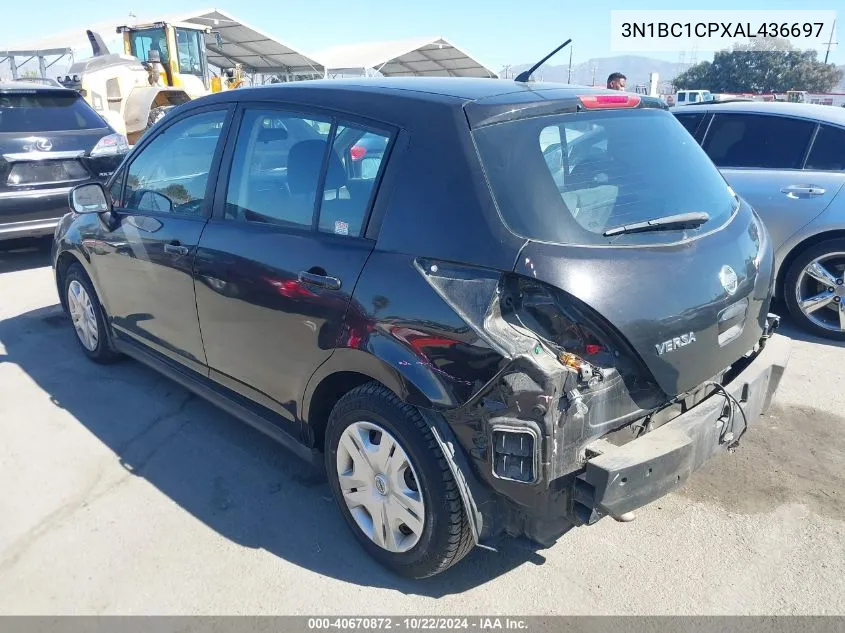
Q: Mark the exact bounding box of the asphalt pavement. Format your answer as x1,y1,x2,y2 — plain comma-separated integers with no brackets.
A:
0,238,843,615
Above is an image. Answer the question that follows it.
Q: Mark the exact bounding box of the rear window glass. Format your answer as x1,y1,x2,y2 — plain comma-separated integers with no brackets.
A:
473,108,739,246
804,124,845,171
674,112,705,137
702,113,815,169
0,91,106,132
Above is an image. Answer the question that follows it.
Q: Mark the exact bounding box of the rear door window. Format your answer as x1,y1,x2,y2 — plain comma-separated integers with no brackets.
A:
805,125,845,171
473,108,738,246
318,124,390,237
224,109,330,228
702,113,815,169
0,91,106,132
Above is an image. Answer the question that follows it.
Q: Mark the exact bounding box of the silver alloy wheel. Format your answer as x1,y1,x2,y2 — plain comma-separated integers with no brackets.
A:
795,251,845,332
67,280,99,351
336,421,425,553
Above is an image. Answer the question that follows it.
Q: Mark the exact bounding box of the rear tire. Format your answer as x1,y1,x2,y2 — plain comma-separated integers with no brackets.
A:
783,238,845,340
325,382,474,578
63,264,121,363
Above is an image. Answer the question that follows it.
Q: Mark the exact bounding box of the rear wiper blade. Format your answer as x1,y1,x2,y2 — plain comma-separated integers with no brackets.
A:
603,211,710,237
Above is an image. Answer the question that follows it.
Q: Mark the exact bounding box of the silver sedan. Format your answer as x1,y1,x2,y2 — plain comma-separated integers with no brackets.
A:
672,101,845,339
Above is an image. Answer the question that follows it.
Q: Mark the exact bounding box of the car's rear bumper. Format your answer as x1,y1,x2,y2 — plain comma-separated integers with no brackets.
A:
467,320,791,547
0,186,72,241
574,329,790,523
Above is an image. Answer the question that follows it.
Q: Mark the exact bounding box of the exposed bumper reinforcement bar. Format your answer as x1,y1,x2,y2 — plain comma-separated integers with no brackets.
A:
575,330,790,523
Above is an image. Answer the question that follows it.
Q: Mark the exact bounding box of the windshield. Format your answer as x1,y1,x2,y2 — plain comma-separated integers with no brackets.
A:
473,108,738,246
0,91,107,132
129,28,170,64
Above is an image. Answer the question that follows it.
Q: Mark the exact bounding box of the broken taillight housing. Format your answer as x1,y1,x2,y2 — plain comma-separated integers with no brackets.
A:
502,275,616,372
416,259,664,414
415,260,615,374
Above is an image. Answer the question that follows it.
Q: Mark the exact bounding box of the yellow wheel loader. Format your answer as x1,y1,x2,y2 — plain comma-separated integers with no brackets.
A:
59,22,244,144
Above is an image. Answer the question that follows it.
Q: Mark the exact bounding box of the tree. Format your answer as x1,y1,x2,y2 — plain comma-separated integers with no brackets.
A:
673,38,843,93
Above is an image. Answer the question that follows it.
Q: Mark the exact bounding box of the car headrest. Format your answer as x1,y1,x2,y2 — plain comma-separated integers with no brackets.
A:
287,140,346,195
257,126,288,143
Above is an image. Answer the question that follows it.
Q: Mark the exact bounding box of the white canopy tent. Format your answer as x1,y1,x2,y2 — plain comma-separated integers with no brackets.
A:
1,8,324,82
175,8,323,78
313,37,498,78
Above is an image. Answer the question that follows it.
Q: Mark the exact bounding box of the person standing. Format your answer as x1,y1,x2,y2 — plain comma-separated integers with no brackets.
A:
606,72,626,90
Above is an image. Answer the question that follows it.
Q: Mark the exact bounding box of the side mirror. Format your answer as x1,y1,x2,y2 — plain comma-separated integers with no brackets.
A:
137,190,173,213
70,183,111,214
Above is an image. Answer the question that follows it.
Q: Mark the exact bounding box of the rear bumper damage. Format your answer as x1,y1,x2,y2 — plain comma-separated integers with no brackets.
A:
444,316,790,547
574,328,790,524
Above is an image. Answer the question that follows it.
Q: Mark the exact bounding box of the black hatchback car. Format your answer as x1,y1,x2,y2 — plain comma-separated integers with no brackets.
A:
53,79,790,578
0,82,128,242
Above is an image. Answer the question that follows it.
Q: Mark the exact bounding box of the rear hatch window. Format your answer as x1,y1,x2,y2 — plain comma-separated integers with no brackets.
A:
473,108,738,246
0,90,107,132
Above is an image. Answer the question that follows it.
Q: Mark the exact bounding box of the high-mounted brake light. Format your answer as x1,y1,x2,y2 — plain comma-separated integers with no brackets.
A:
578,94,641,109
350,144,367,161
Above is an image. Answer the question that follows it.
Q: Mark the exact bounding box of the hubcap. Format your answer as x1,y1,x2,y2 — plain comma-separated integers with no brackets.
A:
336,421,425,553
374,474,389,496
67,280,99,351
795,252,845,333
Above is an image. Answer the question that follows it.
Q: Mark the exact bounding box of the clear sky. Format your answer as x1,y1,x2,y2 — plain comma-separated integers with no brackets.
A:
2,0,842,71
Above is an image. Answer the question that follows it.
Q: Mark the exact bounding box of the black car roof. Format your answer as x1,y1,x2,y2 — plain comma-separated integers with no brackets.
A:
207,77,617,105
195,78,655,131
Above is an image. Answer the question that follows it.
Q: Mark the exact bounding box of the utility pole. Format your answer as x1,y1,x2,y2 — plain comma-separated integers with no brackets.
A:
502,64,511,79
567,46,573,83
824,20,837,64
591,65,596,86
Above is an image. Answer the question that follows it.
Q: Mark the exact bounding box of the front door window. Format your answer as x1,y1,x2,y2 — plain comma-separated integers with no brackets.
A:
123,110,227,216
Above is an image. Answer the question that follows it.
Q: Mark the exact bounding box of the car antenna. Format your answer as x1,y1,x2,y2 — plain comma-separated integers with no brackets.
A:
514,39,573,83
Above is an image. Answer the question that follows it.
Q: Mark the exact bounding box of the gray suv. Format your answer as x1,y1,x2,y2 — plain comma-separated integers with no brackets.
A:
672,101,845,340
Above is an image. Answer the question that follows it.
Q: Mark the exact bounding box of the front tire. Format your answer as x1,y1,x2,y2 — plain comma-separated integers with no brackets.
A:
783,238,845,340
325,382,474,578
63,264,121,363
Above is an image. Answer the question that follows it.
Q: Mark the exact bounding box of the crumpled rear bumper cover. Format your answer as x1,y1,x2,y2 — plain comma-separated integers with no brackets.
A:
574,331,790,522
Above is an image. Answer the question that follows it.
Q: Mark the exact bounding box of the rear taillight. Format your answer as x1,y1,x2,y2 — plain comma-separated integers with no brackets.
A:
90,133,129,158
350,145,367,161
578,94,641,109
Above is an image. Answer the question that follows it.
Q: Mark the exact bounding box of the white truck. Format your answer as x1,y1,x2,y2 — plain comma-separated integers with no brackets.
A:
673,89,713,105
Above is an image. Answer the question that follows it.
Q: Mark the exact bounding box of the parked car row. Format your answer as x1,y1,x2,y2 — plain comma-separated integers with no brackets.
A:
51,78,789,578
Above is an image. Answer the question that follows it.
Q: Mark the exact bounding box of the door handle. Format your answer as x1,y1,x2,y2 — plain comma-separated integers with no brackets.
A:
781,185,826,198
298,271,342,290
164,242,189,257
